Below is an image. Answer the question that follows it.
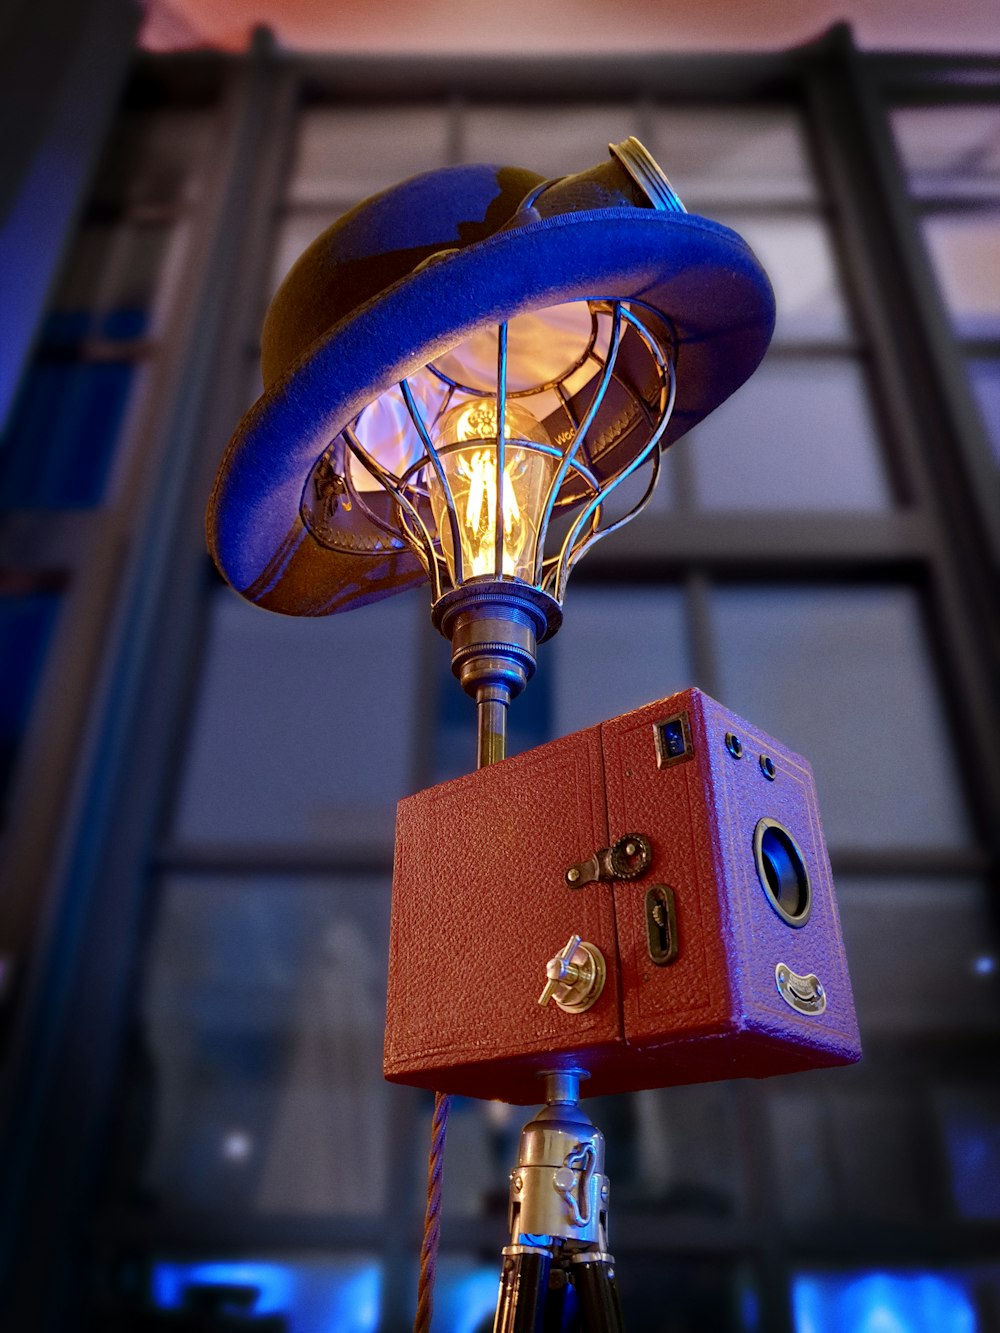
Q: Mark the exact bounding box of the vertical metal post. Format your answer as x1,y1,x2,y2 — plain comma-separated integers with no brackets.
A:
477,683,510,768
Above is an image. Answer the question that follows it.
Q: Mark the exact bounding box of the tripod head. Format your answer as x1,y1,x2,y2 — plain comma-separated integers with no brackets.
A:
506,1070,609,1252
494,1070,624,1333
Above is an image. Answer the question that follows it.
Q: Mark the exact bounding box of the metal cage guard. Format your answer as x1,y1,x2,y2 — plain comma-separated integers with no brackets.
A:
342,297,677,608
342,298,676,763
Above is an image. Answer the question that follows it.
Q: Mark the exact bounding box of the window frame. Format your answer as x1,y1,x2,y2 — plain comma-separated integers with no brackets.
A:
0,29,997,1333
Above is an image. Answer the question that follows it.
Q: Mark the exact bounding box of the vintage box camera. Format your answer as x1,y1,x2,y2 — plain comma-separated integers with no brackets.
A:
385,688,860,1103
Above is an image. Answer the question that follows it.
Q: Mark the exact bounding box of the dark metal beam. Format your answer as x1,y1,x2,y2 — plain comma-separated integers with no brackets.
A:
0,0,140,428
801,24,1000,856
584,511,932,571
0,31,299,1332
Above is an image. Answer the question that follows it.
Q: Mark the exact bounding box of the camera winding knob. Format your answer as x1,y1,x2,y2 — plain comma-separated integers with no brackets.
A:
538,934,607,1013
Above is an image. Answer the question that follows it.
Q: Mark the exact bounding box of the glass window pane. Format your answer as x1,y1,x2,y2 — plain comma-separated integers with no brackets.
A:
288,107,452,203
0,590,59,821
108,221,175,313
141,875,391,1216
969,356,1000,467
172,586,431,849
93,108,217,210
0,329,146,506
50,219,175,325
710,585,973,850
892,106,1000,201
648,106,819,206
922,212,1000,338
617,1258,752,1333
2,198,180,505
608,1083,744,1215
421,1095,514,1220
771,1078,932,1226
461,106,638,175
688,356,892,511
551,586,692,736
717,213,854,341
837,878,1000,1037
52,223,119,313
934,1087,1000,1220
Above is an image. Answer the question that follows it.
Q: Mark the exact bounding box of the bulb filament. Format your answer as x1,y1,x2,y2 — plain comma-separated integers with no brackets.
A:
458,450,525,576
429,396,557,584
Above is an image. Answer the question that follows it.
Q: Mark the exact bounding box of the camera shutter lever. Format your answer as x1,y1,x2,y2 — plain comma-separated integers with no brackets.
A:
566,833,652,887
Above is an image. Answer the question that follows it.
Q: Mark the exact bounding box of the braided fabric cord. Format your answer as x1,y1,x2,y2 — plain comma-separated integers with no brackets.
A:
414,1090,451,1333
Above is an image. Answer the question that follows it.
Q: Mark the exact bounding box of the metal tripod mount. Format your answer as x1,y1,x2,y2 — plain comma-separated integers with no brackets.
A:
493,1068,625,1333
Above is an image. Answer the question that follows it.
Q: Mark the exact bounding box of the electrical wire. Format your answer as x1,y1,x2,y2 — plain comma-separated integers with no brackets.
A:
414,1089,451,1333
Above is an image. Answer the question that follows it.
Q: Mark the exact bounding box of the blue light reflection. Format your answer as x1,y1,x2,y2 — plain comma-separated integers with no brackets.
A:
152,1258,380,1332
434,1265,498,1333
794,1271,977,1333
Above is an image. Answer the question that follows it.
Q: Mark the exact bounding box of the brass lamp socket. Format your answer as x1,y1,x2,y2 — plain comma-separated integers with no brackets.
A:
433,580,562,703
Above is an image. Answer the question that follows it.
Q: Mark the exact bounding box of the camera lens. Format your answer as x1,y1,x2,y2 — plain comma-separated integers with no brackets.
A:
753,819,811,926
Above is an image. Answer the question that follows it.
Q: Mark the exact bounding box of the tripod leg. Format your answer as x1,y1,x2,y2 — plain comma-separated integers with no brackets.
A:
494,1244,552,1333
542,1265,576,1333
571,1252,626,1333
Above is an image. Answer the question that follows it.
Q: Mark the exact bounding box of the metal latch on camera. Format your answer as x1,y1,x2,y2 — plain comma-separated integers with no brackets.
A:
566,833,652,887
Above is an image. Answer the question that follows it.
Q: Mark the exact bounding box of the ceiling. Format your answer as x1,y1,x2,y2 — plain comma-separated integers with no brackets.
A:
139,0,1000,56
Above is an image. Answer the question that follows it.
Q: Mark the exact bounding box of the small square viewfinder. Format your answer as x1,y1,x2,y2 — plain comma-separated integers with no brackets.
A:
654,711,693,769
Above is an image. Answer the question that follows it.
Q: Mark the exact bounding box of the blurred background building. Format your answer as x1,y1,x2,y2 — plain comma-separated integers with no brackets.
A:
1,0,998,1329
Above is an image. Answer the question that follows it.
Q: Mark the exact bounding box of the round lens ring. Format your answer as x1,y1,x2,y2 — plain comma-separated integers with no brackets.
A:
753,818,811,926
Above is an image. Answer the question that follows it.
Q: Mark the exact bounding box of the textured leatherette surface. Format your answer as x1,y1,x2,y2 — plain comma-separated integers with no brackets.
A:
385,725,624,1103
699,692,860,1065
385,688,860,1102
603,690,860,1086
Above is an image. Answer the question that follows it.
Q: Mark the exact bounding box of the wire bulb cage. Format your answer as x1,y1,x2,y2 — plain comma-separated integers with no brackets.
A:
300,294,676,764
303,296,676,617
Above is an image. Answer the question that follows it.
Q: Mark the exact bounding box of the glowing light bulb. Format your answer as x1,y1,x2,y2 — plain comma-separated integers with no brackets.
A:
430,398,558,583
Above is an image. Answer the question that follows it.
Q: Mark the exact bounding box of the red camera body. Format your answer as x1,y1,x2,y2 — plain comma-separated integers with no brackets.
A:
385,688,860,1104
